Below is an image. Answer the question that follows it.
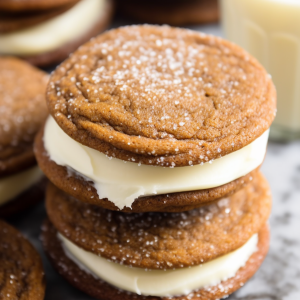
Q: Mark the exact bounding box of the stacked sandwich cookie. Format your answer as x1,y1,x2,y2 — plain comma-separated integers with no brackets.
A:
43,175,271,299
0,0,114,67
0,57,48,217
36,26,276,299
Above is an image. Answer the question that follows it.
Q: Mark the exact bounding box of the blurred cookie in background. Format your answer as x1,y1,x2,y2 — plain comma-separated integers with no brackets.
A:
116,0,219,26
0,0,114,67
0,2,79,33
0,0,79,12
0,57,48,218
0,219,45,300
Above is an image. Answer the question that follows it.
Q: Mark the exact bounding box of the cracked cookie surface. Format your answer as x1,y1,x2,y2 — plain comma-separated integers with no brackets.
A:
47,25,276,167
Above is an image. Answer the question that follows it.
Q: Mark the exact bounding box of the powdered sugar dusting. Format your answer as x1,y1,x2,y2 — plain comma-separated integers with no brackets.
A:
47,25,276,167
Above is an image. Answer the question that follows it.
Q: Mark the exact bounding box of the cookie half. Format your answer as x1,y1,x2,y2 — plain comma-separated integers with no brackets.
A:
116,0,219,26
0,220,45,300
0,57,47,213
0,0,114,67
45,172,271,270
46,25,276,167
0,0,78,12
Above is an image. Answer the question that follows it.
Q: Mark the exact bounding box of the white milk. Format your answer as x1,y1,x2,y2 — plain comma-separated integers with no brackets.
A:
220,0,300,140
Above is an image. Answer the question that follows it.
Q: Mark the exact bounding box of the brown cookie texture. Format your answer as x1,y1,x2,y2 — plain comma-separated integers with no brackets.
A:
45,172,271,270
35,125,261,212
42,219,270,300
0,0,78,12
0,220,45,300
0,177,46,218
116,0,219,26
46,25,276,167
0,2,78,33
0,56,48,177
17,0,114,67
0,146,36,178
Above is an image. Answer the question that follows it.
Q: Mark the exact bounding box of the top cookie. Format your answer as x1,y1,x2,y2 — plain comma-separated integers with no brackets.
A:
0,56,48,176
0,0,78,12
0,220,45,300
47,25,276,167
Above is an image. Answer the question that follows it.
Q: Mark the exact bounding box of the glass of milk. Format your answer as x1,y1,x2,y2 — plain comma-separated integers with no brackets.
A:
220,0,300,140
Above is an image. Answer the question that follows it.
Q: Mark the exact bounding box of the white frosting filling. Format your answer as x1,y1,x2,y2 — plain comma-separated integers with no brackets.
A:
59,233,258,297
0,166,43,206
0,0,105,55
44,117,269,209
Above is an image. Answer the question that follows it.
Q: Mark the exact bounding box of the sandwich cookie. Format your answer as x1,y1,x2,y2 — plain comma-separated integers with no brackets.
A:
35,25,276,212
42,172,271,299
0,3,78,33
0,0,114,67
116,0,219,26
0,57,47,217
0,220,45,300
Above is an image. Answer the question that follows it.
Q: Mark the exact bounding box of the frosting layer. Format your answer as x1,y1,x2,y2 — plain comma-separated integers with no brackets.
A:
59,233,258,297
0,166,43,206
0,0,105,55
44,117,269,209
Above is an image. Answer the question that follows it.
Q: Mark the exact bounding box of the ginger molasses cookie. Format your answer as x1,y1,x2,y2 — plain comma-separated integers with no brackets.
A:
0,0,114,67
35,25,276,211
0,57,47,216
46,26,276,167
45,172,271,269
0,220,45,300
0,0,78,12
42,173,271,299
117,0,219,26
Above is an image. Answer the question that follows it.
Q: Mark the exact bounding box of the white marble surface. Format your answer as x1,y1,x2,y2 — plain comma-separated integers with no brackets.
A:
9,21,300,300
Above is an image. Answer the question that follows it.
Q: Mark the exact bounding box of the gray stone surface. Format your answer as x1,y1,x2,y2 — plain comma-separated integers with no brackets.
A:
9,21,300,300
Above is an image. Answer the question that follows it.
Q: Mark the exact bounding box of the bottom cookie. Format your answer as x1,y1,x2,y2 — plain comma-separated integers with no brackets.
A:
42,220,270,300
0,177,46,218
35,124,262,213
0,220,45,300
